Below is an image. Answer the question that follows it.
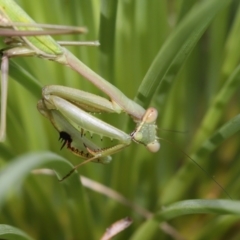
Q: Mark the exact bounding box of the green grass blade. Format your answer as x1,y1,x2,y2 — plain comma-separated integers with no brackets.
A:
0,151,94,239
131,199,240,240
155,199,240,221
0,224,34,240
222,3,240,78
135,0,232,108
191,64,240,151
9,62,42,98
99,0,118,81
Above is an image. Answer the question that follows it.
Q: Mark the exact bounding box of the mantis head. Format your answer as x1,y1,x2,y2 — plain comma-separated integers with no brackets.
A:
131,107,160,152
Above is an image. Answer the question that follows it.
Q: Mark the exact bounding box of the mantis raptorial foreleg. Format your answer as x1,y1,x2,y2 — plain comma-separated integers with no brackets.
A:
0,0,160,178
37,84,159,180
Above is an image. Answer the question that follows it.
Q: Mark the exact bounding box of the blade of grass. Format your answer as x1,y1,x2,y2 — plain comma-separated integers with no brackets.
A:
9,62,42,98
0,224,34,240
222,3,240,78
135,0,232,109
99,0,118,82
191,64,240,151
0,151,94,239
130,199,240,240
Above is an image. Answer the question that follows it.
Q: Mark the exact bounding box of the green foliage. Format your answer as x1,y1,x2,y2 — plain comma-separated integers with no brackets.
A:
1,0,240,239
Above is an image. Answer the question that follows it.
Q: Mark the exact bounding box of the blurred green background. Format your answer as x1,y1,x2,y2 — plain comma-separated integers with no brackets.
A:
1,0,240,239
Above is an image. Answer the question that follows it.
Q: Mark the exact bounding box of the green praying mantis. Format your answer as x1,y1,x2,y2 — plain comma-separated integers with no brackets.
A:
0,0,159,179
0,1,232,199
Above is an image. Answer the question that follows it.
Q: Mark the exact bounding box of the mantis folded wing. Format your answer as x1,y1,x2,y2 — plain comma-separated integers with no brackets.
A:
0,0,159,178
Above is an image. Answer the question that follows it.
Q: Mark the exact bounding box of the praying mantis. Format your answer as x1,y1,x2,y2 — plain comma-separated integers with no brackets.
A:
0,0,159,178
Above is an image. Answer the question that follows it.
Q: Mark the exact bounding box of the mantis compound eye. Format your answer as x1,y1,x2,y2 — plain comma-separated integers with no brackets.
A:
147,140,160,152
143,107,158,123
